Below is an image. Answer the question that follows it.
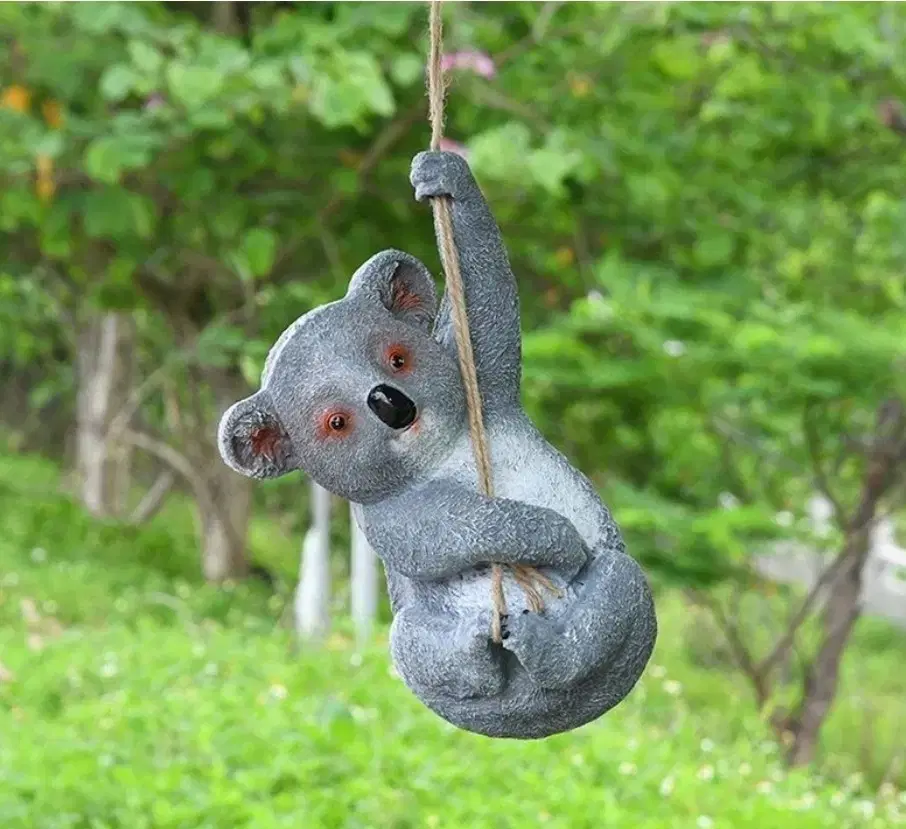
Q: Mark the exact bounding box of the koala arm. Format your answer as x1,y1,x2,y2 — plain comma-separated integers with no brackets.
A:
410,151,522,411
359,479,590,582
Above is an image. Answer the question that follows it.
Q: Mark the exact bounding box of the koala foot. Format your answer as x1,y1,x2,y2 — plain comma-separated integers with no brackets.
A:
501,611,551,660
392,607,507,701
499,552,654,692
450,610,508,699
500,610,576,691
410,150,471,203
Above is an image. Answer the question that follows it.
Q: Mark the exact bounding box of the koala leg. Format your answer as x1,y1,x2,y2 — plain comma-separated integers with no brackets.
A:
502,552,655,692
390,606,508,701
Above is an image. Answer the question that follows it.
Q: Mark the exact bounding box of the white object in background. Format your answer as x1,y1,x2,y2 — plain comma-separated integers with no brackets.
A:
350,502,379,647
294,483,332,641
807,494,834,538
872,517,906,597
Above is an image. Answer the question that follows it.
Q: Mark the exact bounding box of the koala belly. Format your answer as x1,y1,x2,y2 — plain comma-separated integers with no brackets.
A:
424,415,615,619
387,414,649,738
485,419,608,550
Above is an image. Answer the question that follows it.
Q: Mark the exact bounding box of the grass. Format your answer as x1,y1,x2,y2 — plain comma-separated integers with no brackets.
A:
0,453,904,828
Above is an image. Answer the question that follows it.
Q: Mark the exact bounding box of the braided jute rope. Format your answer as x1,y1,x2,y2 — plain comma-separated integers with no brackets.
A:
426,0,560,644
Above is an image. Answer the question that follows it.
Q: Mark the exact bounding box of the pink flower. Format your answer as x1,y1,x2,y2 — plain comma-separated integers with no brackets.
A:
439,137,469,160
441,50,496,79
144,93,166,111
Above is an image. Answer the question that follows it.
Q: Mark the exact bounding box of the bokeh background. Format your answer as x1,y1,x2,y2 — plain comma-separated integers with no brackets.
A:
1,2,905,827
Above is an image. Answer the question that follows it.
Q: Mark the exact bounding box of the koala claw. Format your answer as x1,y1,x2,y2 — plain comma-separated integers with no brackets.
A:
410,150,469,203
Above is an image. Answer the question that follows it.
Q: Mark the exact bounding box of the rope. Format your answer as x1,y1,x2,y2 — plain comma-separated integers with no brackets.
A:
426,0,558,643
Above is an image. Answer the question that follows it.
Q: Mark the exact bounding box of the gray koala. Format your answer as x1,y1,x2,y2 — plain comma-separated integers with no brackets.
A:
218,150,657,739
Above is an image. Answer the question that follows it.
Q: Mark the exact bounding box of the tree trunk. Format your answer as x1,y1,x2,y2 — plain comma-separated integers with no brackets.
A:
122,420,253,584
294,483,331,641
350,502,379,646
784,400,906,765
196,369,254,582
786,535,867,766
199,459,251,583
75,312,134,517
211,1,238,35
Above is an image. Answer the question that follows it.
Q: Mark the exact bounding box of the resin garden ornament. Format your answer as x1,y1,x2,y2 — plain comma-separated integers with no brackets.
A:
218,0,655,739
217,149,657,738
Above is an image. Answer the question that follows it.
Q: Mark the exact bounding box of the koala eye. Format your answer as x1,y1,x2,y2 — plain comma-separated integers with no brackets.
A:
319,410,352,438
387,345,411,373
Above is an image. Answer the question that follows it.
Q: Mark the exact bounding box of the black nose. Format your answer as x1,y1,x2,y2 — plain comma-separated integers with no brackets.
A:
367,384,417,430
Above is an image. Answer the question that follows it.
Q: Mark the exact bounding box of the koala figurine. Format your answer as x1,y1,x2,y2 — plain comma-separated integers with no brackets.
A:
218,150,657,739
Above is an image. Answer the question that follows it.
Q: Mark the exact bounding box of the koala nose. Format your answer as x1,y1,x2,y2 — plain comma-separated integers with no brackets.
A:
367,384,417,430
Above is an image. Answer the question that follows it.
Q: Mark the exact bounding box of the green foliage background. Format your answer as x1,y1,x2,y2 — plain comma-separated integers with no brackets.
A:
1,454,903,828
3,1,905,583
1,3,906,825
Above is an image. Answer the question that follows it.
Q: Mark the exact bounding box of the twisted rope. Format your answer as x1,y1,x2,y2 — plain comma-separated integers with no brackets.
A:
426,0,559,643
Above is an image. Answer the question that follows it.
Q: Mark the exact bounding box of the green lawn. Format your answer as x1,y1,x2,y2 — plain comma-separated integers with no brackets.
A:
0,454,903,828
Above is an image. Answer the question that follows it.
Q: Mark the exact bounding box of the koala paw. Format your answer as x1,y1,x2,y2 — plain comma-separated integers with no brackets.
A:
410,150,471,203
558,543,592,584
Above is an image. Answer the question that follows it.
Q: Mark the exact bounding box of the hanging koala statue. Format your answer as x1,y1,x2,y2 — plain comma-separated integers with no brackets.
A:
218,150,657,739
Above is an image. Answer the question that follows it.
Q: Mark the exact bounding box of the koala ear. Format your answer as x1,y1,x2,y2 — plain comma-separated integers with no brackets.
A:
347,249,438,331
218,391,297,480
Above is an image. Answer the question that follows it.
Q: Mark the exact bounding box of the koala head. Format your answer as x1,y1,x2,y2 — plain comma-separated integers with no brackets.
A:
218,250,466,504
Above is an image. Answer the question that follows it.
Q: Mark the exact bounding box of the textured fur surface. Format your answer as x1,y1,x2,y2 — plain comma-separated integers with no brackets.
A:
218,150,657,738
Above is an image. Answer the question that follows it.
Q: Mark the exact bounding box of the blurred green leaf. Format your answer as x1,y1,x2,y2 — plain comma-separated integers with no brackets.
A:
127,39,163,74
390,53,424,87
166,62,224,109
694,231,735,268
100,64,139,102
83,188,156,240
240,228,278,279
84,136,153,184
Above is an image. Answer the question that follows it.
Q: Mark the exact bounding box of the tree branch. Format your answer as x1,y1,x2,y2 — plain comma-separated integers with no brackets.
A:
270,102,423,276
756,544,850,680
711,417,803,474
686,587,770,705
706,415,755,503
493,4,574,67
850,398,906,531
127,470,175,525
104,305,249,446
762,399,906,684
802,403,846,529
121,429,215,517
